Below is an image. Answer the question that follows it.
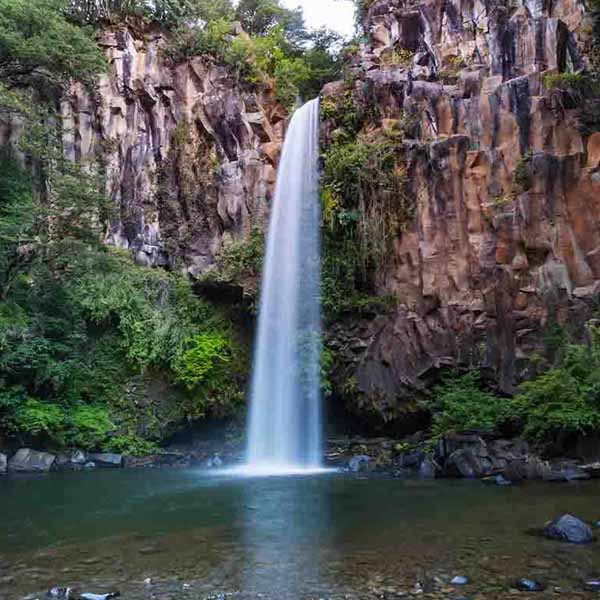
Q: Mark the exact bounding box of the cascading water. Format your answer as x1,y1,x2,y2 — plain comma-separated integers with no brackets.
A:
245,98,323,474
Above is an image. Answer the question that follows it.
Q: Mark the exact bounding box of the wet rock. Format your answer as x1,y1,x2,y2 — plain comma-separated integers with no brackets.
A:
124,455,159,468
44,588,71,599
543,513,593,544
349,455,370,473
79,593,120,600
418,457,436,479
8,449,56,473
580,462,600,478
83,461,96,470
516,578,545,592
206,454,223,469
585,580,600,592
0,453,6,475
446,447,492,479
87,453,123,468
451,575,469,585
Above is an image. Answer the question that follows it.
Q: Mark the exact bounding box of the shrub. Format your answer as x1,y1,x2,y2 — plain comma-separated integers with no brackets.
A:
425,371,507,439
173,333,232,391
10,398,66,443
65,405,114,449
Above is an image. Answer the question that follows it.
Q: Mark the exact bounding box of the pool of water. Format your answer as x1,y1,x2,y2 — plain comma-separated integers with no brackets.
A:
1,469,599,599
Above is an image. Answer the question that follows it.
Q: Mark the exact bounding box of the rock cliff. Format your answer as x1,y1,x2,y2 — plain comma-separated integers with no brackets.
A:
322,0,600,428
61,5,600,433
61,24,285,275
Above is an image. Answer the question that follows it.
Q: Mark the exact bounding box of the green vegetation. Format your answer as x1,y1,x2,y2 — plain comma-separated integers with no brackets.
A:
514,151,533,190
319,86,411,318
200,227,265,300
0,0,251,453
426,371,504,440
164,1,344,109
425,327,600,446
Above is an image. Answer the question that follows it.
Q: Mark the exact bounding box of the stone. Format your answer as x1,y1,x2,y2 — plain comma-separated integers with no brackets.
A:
585,581,600,592
206,454,223,469
87,453,123,468
543,514,593,544
8,449,56,473
0,453,6,475
418,457,436,479
70,450,87,465
83,461,96,470
348,455,370,473
516,579,545,592
79,593,120,600
44,587,71,599
451,576,469,585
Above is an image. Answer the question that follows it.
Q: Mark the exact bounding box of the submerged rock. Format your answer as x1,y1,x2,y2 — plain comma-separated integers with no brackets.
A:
516,578,545,592
543,513,594,544
44,587,71,599
348,455,370,473
87,453,123,468
8,449,55,473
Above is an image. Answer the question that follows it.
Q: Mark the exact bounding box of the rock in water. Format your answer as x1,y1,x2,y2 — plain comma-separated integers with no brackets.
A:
348,455,370,473
87,453,123,468
0,453,6,475
543,513,593,544
516,579,545,592
585,580,600,592
451,576,469,585
45,588,71,599
9,449,56,473
79,593,120,600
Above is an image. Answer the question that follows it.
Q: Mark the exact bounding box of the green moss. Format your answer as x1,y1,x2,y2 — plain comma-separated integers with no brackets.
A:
514,151,533,190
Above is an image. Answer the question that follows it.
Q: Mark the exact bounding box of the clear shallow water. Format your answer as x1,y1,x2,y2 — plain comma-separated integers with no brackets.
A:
1,470,599,599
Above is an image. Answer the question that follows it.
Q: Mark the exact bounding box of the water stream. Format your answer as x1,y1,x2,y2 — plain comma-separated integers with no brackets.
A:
246,98,322,473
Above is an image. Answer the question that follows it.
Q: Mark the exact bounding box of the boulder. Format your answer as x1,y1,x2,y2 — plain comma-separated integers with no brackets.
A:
8,448,55,473
87,453,123,468
418,457,436,479
0,453,6,475
543,514,593,544
446,447,493,478
348,454,370,473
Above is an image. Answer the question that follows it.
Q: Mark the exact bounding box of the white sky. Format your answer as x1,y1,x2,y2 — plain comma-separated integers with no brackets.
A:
281,0,356,38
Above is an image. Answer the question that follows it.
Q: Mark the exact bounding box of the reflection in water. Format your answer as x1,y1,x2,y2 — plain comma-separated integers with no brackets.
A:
1,471,600,599
240,475,331,598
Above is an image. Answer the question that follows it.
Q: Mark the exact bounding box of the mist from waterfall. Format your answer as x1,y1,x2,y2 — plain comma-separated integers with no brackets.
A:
245,98,323,474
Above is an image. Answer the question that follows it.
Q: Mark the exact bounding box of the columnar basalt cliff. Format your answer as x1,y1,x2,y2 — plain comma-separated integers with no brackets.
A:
57,5,600,433
322,0,600,428
61,24,285,276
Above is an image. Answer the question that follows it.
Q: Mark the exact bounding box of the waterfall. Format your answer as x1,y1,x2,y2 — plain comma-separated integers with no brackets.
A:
245,98,323,474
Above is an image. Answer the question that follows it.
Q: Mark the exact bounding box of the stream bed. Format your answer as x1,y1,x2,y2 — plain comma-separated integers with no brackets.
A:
1,469,599,599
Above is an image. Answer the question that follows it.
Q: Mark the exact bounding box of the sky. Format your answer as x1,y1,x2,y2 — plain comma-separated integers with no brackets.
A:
281,0,356,38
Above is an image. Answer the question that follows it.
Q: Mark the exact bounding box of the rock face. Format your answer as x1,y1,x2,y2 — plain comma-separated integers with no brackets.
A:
322,0,600,427
61,24,285,277
8,448,56,473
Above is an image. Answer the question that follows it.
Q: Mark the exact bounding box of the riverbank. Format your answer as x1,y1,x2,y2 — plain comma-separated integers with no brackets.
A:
2,430,600,485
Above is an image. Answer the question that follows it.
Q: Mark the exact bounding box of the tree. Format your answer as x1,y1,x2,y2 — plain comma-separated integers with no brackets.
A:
236,0,305,41
0,0,105,90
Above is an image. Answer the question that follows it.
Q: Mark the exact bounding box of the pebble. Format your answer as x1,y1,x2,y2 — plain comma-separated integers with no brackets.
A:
516,578,545,592
143,578,152,585
451,576,469,586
